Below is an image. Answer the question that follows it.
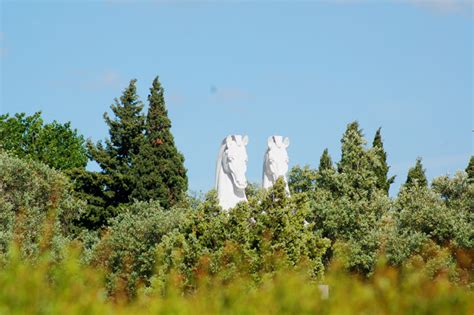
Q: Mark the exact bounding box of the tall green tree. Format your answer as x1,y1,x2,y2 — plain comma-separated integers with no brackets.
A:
87,79,145,210
466,156,474,181
130,76,188,208
338,121,365,174
315,148,336,191
310,123,390,274
287,150,336,195
318,148,333,172
68,168,110,231
405,158,428,189
0,112,87,170
336,121,380,199
372,128,395,194
288,165,317,194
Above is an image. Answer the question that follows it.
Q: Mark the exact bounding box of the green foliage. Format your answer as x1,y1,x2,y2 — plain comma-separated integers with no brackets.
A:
72,79,146,230
392,185,467,245
2,109,472,312
289,123,395,275
0,153,83,260
338,121,366,174
87,79,145,209
288,165,317,194
337,121,381,199
74,77,188,230
384,172,473,285
105,179,329,297
251,178,330,278
312,189,390,275
1,242,472,315
316,148,336,191
287,149,336,195
131,76,188,208
432,171,473,216
372,128,395,194
0,112,87,170
93,201,187,297
466,156,474,182
245,182,264,200
318,148,333,171
405,157,428,188
304,122,391,275
67,168,110,231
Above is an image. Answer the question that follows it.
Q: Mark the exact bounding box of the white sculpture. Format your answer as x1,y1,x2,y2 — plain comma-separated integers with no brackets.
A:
215,135,249,210
262,135,290,194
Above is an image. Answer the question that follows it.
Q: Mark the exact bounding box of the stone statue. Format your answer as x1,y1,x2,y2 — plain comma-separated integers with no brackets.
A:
215,135,249,210
262,135,290,194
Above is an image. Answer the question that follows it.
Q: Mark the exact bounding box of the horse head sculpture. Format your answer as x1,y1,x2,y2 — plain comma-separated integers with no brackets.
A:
263,135,290,194
215,135,249,210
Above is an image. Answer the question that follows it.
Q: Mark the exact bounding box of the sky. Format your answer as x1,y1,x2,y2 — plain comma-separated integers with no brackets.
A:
1,0,472,195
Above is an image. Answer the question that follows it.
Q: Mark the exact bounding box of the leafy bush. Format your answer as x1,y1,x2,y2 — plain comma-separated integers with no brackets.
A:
394,184,469,247
93,179,330,298
383,173,473,285
0,152,83,261
92,201,187,297
1,242,472,315
0,112,87,170
1,116,472,312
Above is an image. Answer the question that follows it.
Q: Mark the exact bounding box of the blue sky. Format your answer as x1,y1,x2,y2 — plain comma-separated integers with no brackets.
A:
1,1,472,195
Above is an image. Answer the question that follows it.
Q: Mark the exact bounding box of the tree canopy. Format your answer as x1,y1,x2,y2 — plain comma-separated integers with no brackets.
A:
0,112,87,170
405,157,428,188
130,76,188,208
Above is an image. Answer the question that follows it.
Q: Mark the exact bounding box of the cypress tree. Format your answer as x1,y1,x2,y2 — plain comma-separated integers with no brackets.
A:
372,127,395,194
337,121,380,198
318,148,333,172
466,156,474,181
316,148,335,191
88,79,145,209
338,121,365,174
405,157,428,188
131,76,188,208
311,123,390,275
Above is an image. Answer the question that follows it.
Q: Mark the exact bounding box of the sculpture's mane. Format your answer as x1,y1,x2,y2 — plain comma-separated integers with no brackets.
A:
216,135,245,190
215,139,227,190
270,136,285,149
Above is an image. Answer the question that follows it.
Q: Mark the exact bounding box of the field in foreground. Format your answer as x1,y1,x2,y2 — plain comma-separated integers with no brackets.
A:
1,244,472,315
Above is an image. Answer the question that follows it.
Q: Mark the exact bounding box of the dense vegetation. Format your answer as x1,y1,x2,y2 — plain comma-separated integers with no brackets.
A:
0,77,472,314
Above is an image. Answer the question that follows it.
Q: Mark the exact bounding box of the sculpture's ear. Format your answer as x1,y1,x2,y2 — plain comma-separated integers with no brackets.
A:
225,135,234,146
283,137,290,148
267,136,275,148
242,135,249,146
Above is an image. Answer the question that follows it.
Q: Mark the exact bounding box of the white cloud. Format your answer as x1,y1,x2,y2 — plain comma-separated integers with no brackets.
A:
209,86,255,104
166,91,186,106
83,70,123,90
48,70,124,91
331,0,472,16
404,0,473,16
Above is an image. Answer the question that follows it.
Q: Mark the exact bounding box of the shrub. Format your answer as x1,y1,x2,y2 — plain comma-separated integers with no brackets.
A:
384,173,473,286
1,242,472,315
92,201,187,298
0,112,87,170
154,179,330,294
0,152,83,261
